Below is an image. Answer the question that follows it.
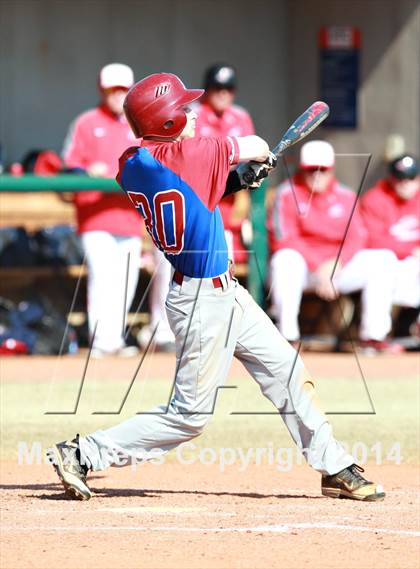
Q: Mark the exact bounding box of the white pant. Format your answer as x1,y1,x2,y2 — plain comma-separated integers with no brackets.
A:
270,248,419,342
80,274,354,476
81,231,141,352
391,255,420,308
224,229,234,261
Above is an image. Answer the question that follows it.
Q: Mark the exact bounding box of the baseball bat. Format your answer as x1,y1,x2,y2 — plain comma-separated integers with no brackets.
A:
272,101,330,157
240,101,330,186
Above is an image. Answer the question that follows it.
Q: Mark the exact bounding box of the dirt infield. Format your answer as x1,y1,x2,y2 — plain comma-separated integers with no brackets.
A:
2,351,419,382
1,461,419,569
1,353,419,568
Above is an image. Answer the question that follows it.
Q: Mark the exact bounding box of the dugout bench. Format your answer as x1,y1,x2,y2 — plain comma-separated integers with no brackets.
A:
0,175,249,339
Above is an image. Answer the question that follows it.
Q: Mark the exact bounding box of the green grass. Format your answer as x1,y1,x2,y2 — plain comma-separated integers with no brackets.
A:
1,372,419,464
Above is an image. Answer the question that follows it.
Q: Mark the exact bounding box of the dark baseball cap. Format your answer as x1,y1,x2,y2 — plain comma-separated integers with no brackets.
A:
203,64,237,90
389,154,419,180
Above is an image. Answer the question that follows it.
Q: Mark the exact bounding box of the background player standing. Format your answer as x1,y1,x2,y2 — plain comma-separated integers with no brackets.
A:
51,73,384,504
196,63,255,260
63,63,142,357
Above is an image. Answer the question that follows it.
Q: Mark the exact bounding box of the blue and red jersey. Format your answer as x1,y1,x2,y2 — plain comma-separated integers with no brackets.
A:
117,136,239,278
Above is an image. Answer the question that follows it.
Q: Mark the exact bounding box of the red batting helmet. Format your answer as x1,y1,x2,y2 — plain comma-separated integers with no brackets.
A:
124,73,204,139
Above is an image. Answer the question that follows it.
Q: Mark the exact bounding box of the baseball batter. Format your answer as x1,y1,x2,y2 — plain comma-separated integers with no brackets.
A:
139,63,254,352
50,73,384,502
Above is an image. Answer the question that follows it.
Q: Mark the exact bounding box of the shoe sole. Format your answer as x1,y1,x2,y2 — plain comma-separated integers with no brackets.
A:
49,446,93,501
322,487,385,502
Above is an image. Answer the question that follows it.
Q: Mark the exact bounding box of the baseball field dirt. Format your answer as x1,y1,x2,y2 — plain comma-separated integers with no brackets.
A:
1,353,419,569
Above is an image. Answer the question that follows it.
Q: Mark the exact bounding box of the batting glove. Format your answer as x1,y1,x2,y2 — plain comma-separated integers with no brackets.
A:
237,151,277,189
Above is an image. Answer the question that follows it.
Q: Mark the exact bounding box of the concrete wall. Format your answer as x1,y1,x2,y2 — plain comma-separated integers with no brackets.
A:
287,0,420,188
0,0,418,191
0,0,288,163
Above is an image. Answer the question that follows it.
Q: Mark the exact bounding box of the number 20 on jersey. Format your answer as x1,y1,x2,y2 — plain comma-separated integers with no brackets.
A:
127,190,185,254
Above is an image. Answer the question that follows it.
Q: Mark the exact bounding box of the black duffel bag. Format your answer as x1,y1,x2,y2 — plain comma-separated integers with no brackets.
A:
0,227,37,267
32,225,84,267
0,295,78,355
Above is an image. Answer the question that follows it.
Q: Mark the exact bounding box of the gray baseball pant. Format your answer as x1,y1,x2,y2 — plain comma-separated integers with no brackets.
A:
79,272,354,475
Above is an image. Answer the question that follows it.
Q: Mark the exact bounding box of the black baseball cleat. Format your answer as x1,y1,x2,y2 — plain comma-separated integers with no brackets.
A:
321,464,385,501
48,434,92,500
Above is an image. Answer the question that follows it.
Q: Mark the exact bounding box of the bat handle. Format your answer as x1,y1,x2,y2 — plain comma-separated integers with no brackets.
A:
242,169,256,185
272,140,288,157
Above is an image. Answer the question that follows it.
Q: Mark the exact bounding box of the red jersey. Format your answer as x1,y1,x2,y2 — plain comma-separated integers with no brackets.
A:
195,101,255,231
268,174,367,271
361,179,420,259
63,105,142,236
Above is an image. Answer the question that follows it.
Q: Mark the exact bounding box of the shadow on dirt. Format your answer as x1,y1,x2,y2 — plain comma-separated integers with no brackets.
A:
92,487,323,500
7,484,323,500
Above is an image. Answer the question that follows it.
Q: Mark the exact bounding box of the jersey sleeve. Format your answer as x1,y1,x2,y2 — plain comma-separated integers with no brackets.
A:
178,136,239,211
116,146,140,187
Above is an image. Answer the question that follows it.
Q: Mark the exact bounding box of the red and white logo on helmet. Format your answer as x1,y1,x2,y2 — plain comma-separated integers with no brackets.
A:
155,83,171,98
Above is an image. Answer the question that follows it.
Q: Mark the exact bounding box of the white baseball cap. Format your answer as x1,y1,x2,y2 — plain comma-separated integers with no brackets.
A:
300,140,335,169
99,63,134,90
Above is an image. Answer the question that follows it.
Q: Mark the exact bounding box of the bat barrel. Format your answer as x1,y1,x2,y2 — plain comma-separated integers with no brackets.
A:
272,101,330,157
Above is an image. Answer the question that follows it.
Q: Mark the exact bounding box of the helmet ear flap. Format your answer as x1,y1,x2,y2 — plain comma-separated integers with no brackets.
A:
123,73,203,139
160,110,187,139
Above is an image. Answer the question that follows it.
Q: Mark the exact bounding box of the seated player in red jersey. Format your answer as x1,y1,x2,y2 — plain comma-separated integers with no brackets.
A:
361,154,420,349
268,140,404,353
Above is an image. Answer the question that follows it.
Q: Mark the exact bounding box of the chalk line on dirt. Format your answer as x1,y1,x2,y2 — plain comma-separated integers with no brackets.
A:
100,506,207,513
1,523,419,537
33,507,236,516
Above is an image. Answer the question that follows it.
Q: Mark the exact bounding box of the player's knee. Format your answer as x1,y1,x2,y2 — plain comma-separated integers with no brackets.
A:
270,249,307,294
366,248,398,269
182,412,211,436
376,249,398,263
272,248,306,271
193,420,208,436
